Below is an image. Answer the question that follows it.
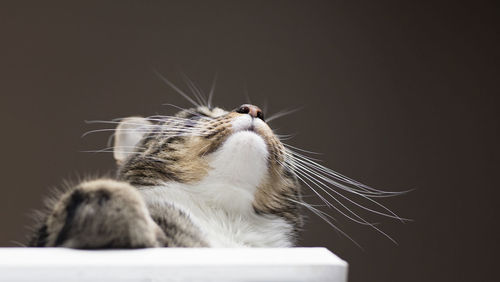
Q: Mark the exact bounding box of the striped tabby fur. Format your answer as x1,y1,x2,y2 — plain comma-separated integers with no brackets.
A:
29,105,303,248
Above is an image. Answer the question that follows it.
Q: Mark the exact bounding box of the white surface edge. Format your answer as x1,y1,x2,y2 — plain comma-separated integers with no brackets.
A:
0,247,348,282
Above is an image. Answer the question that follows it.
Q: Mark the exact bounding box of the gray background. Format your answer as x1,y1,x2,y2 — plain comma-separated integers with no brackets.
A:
1,1,498,282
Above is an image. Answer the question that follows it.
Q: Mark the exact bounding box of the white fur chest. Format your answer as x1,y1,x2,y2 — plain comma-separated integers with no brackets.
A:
140,184,293,247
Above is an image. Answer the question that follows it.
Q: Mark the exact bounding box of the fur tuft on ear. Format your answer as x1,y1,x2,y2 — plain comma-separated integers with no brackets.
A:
113,117,152,164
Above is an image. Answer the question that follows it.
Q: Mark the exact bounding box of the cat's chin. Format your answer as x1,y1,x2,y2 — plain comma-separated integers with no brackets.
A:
225,130,268,157
205,130,269,190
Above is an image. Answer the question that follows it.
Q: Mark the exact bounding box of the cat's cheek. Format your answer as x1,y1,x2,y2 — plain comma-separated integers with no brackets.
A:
252,118,268,129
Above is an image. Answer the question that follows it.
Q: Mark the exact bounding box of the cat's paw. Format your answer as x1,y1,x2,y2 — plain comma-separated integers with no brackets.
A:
45,179,165,248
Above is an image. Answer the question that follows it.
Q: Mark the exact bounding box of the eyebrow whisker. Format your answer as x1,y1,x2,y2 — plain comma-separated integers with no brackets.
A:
180,72,207,107
154,70,201,108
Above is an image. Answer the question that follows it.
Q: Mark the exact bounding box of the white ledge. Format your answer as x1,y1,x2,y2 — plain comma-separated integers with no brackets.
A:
0,247,347,282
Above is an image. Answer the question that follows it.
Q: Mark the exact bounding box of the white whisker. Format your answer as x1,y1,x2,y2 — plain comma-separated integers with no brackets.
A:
283,143,322,155
207,72,217,109
287,198,362,248
266,107,302,123
154,70,200,107
292,166,381,225
162,103,214,119
287,149,408,196
286,151,409,222
180,72,207,107
278,141,410,244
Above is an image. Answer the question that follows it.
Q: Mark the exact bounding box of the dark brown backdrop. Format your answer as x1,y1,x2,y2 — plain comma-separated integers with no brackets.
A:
1,1,498,281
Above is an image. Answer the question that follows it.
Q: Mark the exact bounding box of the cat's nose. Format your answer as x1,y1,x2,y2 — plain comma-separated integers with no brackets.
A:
236,104,264,121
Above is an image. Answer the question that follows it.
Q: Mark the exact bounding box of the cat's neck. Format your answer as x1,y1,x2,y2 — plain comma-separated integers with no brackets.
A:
140,181,294,247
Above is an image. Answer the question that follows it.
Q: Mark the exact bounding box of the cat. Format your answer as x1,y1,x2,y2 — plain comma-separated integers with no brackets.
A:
28,76,406,248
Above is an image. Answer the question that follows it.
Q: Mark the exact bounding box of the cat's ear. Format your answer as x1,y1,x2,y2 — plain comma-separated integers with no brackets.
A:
113,117,152,164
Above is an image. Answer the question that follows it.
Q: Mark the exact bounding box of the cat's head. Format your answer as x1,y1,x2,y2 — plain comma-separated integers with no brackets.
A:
97,72,407,246
113,104,303,232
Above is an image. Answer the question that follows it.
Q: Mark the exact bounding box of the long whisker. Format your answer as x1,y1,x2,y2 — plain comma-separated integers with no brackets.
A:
81,148,141,154
287,198,362,248
282,160,382,226
286,147,404,195
288,149,410,196
162,104,214,119
106,132,116,147
180,72,207,107
262,100,269,117
277,140,411,244
82,149,168,163
287,150,389,196
243,83,252,105
286,151,410,222
9,240,27,247
153,70,200,108
87,115,210,125
286,163,398,244
207,72,218,109
81,127,209,138
266,108,302,123
292,163,405,225
85,119,210,129
276,134,295,141
283,143,322,155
